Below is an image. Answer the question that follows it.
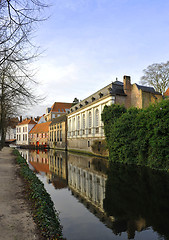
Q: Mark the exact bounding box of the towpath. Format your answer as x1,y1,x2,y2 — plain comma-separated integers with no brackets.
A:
0,147,40,240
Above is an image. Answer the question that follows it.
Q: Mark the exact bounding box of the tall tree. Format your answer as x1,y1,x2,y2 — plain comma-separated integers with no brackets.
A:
140,61,169,94
0,0,48,148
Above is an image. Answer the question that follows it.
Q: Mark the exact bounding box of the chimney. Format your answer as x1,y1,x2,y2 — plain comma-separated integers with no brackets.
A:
123,75,131,92
123,75,131,108
20,116,22,122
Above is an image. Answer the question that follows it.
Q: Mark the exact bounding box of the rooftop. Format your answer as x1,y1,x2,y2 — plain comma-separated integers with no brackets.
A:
29,121,51,134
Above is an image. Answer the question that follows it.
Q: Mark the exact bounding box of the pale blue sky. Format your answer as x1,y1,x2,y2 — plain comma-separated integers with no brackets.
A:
26,0,169,116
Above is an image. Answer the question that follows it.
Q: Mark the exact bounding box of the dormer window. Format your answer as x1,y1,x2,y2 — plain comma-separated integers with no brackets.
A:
85,101,88,105
108,87,112,93
75,107,78,110
80,104,83,108
99,92,103,98
92,97,95,102
71,109,73,112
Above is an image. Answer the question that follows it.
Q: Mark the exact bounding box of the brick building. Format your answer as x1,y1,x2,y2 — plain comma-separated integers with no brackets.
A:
29,121,51,148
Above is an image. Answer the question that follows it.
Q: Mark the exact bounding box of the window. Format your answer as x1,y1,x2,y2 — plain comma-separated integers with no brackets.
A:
95,109,99,127
82,114,85,134
69,119,71,131
95,109,99,133
60,130,62,141
89,112,92,128
57,130,59,141
77,116,80,129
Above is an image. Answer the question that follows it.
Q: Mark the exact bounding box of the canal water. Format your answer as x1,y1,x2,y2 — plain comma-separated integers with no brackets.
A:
18,149,169,240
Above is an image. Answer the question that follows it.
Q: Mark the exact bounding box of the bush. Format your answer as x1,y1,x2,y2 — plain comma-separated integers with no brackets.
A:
102,100,169,170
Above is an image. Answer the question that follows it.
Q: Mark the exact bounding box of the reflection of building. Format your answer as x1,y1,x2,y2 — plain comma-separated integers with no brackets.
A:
28,150,49,174
48,150,68,189
68,153,108,210
49,115,67,150
18,149,30,163
45,102,72,121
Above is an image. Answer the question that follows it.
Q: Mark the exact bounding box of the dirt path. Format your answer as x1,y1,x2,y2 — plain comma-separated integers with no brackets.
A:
0,147,40,240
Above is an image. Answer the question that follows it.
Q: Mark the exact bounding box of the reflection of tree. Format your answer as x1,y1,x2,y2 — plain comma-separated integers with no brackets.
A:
104,163,169,239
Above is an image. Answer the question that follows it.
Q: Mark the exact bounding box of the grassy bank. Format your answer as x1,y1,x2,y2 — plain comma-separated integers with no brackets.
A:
14,150,64,240
102,100,169,171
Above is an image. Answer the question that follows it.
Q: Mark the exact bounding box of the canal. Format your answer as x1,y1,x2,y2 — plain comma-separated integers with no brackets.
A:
18,149,169,240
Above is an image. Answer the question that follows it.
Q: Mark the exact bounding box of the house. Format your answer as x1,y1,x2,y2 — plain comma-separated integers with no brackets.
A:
16,118,36,146
29,121,51,148
45,102,72,121
49,114,67,150
67,75,162,154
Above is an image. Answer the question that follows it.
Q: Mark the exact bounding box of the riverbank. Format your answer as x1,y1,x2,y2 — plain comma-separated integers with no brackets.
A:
0,147,40,240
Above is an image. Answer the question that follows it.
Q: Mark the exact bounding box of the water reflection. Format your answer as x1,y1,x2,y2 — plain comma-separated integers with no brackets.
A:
18,149,169,240
104,163,169,240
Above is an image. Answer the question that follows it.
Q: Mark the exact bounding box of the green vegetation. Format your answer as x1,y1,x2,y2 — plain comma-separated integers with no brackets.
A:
102,100,169,170
14,150,64,240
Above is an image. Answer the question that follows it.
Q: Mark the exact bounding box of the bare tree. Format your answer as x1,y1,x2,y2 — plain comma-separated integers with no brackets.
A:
0,0,48,148
140,61,169,94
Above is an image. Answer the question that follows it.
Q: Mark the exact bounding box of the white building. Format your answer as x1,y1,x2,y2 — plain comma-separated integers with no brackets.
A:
16,118,36,145
67,80,126,154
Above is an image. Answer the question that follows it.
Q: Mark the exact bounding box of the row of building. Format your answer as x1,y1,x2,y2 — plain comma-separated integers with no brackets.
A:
7,75,164,155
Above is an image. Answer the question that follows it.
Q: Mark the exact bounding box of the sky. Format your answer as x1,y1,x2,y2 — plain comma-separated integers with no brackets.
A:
24,0,169,117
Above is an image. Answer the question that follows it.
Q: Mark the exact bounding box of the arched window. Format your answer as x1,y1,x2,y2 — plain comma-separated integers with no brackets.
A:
83,114,85,134
69,119,71,131
89,112,92,128
95,109,99,127
83,114,85,129
89,111,92,134
77,116,80,135
95,109,99,133
77,116,80,130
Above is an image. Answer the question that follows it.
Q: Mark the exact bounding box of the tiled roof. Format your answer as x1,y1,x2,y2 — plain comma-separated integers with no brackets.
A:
17,119,36,126
136,84,155,93
29,121,51,134
164,88,169,96
51,102,72,113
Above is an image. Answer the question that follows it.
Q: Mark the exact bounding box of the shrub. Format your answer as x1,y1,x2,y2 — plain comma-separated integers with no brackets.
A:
102,100,169,170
